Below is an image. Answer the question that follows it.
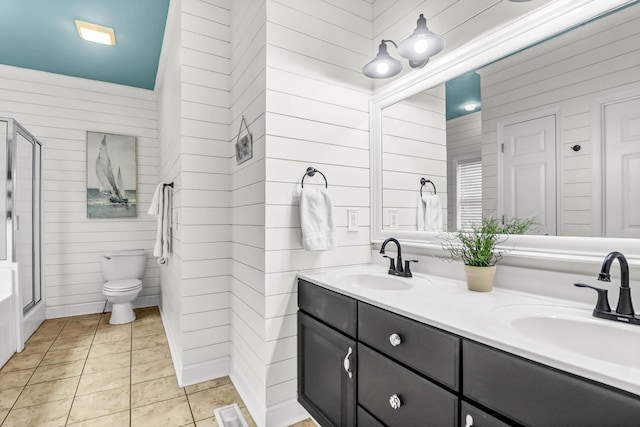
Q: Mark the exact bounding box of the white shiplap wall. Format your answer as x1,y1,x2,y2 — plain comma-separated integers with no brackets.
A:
263,0,374,413
156,0,233,384
381,85,447,231
0,65,159,316
179,0,232,370
229,0,268,417
479,6,640,236
157,0,184,359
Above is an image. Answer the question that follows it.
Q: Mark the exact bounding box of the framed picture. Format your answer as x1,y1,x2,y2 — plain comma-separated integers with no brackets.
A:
236,134,252,165
86,131,137,218
235,116,253,165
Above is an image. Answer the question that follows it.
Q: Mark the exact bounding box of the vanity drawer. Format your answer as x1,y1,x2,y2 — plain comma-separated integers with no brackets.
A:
358,302,460,390
463,340,640,426
357,406,384,427
358,344,458,427
460,401,512,427
298,279,357,338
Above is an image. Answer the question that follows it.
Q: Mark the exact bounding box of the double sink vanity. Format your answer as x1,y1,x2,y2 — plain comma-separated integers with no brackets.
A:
296,264,640,426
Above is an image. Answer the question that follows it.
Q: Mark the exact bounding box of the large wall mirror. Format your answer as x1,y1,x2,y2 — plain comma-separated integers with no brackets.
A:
372,0,640,262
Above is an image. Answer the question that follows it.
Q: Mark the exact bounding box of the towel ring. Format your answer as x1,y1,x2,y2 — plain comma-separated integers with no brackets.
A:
420,178,436,196
301,167,328,188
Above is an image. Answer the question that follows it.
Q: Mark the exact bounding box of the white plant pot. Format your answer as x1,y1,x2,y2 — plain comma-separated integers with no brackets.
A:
464,265,496,292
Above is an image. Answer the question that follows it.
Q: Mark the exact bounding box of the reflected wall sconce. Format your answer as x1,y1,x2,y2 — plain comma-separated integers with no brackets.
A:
363,14,445,79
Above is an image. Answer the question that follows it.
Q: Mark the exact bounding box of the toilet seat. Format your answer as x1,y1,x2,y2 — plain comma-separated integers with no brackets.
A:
104,279,142,293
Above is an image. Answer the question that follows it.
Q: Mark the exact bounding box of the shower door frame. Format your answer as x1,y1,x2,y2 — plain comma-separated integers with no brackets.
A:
3,118,43,317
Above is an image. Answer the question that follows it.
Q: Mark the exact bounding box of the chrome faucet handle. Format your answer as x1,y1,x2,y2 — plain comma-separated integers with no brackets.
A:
574,283,611,313
403,260,418,277
383,255,396,274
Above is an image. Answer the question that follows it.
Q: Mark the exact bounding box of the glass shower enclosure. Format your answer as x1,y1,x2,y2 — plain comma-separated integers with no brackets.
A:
1,118,42,319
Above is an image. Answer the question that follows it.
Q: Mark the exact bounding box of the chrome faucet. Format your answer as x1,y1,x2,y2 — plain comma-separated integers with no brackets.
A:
380,238,417,277
574,251,639,325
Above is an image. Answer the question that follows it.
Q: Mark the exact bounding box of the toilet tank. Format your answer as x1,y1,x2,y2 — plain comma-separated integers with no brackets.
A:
101,250,147,281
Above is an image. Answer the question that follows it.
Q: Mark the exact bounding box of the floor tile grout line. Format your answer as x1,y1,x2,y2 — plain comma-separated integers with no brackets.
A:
1,309,233,427
130,315,133,427
63,315,101,427
0,316,70,425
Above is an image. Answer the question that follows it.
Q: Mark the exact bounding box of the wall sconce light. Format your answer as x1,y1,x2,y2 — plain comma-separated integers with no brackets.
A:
362,40,404,79
363,14,445,79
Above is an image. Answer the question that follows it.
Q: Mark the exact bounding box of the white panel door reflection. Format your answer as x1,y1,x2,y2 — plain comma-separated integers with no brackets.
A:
501,115,557,235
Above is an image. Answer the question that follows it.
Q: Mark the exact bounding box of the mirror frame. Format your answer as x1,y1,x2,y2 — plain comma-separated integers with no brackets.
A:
370,0,639,267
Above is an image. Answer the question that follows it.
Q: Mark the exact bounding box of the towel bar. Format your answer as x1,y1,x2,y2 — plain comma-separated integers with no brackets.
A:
301,167,328,188
420,177,436,196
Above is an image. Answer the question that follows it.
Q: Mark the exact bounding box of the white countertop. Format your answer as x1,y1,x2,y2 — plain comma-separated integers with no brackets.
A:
298,264,640,396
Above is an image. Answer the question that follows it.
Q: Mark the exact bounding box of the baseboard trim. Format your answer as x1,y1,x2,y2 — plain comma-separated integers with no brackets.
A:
230,365,266,427
265,399,310,427
181,356,231,388
46,295,160,319
230,360,311,427
159,305,184,386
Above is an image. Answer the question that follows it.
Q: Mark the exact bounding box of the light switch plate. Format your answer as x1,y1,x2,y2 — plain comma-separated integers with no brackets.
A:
389,209,399,230
347,209,358,232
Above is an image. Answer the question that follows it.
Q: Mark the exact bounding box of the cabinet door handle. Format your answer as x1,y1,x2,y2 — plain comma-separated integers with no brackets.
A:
343,346,353,379
465,414,474,427
389,394,402,410
389,333,402,346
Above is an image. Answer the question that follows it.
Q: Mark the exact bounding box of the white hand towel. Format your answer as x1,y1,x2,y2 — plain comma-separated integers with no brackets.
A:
163,186,172,256
417,193,426,231
148,183,163,216
300,187,336,251
423,194,443,232
148,183,166,258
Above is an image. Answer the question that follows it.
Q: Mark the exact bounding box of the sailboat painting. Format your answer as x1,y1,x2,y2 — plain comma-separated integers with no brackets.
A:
87,132,137,218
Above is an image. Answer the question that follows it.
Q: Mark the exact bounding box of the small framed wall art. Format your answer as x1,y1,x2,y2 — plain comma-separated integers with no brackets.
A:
235,115,253,165
86,131,137,218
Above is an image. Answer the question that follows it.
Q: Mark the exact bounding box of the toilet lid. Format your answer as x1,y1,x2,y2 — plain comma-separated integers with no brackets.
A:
104,279,142,292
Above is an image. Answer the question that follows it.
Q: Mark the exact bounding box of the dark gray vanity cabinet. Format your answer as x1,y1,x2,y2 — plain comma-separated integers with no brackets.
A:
298,279,458,427
298,278,640,427
463,340,640,427
298,279,358,427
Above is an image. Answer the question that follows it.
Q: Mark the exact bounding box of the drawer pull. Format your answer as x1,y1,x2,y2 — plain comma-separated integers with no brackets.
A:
343,346,353,379
389,394,402,410
389,333,402,346
465,414,474,427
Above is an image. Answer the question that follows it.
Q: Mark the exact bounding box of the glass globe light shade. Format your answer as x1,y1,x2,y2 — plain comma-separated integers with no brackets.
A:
397,14,445,61
362,41,403,79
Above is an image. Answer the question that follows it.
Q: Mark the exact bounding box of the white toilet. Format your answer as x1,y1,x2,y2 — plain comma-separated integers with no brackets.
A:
101,250,146,325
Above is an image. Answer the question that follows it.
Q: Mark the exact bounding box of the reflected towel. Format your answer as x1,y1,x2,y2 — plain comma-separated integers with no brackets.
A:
300,187,336,251
418,193,443,232
148,183,171,258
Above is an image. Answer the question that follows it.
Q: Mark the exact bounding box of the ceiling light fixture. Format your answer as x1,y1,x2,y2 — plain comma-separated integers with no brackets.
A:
463,103,477,111
75,20,116,45
363,14,444,79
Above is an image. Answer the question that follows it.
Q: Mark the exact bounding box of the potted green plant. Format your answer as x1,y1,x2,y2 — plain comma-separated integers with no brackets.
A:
443,217,532,292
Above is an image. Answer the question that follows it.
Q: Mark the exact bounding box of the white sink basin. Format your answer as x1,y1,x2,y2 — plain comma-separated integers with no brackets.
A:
494,305,640,367
317,270,423,291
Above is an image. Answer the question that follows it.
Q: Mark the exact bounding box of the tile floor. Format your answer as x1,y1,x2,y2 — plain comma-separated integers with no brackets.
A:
0,307,315,427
